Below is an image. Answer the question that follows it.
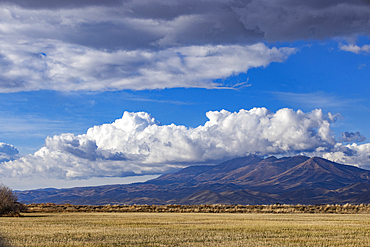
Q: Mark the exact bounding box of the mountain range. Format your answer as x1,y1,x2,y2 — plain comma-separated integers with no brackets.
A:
17,155,370,205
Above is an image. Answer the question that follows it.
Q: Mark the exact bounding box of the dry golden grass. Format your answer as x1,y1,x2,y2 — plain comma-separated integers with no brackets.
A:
0,213,370,246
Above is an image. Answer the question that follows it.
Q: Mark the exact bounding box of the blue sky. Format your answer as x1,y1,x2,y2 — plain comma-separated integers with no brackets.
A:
0,0,370,190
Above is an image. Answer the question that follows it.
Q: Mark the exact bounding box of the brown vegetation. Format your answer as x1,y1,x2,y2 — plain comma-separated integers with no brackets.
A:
0,184,25,217
25,203,370,214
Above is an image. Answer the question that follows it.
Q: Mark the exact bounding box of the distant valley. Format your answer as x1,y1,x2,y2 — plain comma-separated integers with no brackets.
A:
17,155,370,205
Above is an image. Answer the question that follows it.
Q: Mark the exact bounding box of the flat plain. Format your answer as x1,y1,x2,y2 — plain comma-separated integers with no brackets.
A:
0,213,370,246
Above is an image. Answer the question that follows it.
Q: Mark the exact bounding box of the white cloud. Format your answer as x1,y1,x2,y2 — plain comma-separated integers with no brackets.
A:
0,142,19,162
4,107,366,180
340,44,370,54
0,2,369,91
312,143,370,170
0,40,295,92
340,132,366,143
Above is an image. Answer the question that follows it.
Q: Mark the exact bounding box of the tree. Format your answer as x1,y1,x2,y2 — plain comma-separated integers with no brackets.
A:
0,184,24,216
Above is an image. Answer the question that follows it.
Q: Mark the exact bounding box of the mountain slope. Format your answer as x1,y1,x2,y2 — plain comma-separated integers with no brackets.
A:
220,155,310,187
181,183,370,205
260,157,370,191
16,155,370,205
151,155,263,184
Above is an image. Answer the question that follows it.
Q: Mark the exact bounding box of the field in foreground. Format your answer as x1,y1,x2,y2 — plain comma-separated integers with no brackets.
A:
1,213,370,246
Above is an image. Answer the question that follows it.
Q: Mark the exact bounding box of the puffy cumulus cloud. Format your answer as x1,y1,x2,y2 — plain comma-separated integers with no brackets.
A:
312,143,370,170
340,132,366,143
340,44,370,54
0,40,294,92
1,108,353,180
0,142,19,162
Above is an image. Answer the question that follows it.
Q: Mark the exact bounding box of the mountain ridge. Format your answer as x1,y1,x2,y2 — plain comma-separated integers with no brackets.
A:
16,155,370,205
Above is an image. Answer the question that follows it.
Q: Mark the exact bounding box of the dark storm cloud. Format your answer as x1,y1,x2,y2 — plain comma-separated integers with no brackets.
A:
232,0,370,42
0,0,125,9
1,0,369,51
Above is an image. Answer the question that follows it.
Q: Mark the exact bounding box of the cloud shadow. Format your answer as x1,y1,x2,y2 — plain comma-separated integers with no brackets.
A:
0,232,10,247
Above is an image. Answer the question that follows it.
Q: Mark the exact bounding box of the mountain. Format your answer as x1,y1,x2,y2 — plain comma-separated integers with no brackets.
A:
16,155,370,205
179,189,279,205
180,183,370,205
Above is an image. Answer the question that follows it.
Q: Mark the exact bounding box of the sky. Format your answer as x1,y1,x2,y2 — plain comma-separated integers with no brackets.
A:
0,0,370,190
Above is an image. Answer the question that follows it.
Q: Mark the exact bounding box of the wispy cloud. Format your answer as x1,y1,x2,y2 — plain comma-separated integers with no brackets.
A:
0,113,67,135
271,91,361,109
118,93,193,106
0,111,87,154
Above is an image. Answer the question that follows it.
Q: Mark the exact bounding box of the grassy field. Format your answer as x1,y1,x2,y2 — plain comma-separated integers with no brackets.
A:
0,213,370,246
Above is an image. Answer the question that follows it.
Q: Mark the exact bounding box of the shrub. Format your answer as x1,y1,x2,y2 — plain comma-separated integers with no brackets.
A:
0,184,24,216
